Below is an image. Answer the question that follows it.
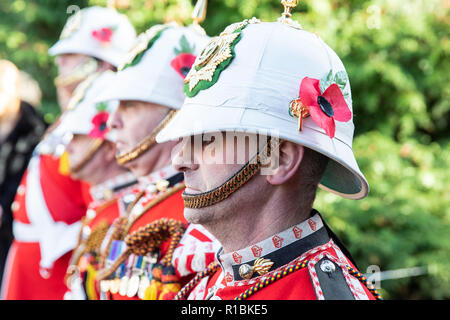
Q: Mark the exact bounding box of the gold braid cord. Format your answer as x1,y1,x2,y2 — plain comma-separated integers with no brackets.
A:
98,183,184,274
84,221,111,253
116,110,178,165
182,139,275,209
70,138,105,173
98,184,183,269
97,218,185,281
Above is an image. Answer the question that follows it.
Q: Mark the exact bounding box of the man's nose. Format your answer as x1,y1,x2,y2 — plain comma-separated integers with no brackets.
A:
172,137,199,173
108,106,122,130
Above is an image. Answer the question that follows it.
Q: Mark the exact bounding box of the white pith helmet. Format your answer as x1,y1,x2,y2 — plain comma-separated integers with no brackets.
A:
53,71,118,142
94,23,210,110
48,6,136,67
156,19,369,200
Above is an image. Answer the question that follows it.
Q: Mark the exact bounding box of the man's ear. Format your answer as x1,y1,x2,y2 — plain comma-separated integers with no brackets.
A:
266,141,304,185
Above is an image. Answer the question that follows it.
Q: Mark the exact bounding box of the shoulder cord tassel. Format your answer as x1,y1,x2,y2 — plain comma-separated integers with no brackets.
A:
98,183,184,271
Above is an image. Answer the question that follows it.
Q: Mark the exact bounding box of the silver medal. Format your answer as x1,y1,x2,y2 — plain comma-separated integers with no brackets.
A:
126,275,140,298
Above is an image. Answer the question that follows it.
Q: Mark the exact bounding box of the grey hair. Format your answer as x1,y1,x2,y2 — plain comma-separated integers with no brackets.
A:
298,147,329,206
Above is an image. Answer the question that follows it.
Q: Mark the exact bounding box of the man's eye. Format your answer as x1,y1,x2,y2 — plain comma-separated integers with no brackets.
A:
121,101,137,108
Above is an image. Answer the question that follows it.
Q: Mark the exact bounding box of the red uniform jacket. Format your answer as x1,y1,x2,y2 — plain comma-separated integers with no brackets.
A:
1,154,91,300
100,170,219,300
184,211,379,300
64,171,138,300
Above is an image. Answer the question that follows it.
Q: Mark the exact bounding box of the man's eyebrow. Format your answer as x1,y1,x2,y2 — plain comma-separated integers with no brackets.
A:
121,101,135,108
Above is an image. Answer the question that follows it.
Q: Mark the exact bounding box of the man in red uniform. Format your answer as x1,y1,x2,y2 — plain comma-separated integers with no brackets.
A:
93,19,220,300
0,6,136,299
156,4,382,300
50,70,138,300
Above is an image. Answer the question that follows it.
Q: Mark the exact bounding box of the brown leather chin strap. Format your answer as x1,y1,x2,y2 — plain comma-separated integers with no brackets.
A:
70,138,105,174
115,109,178,165
182,138,275,209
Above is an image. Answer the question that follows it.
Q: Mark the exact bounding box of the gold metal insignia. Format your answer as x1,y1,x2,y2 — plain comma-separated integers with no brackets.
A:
184,32,239,91
278,0,302,30
289,98,309,131
238,258,274,280
190,0,208,36
253,258,274,276
280,0,298,19
184,18,260,95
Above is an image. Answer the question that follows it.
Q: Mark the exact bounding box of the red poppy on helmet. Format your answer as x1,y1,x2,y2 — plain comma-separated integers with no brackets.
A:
170,53,197,79
298,77,352,139
92,27,114,45
89,111,109,139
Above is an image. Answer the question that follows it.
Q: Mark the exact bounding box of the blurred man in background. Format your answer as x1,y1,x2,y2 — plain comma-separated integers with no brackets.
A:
94,18,219,300
53,70,138,300
0,60,46,289
1,6,136,299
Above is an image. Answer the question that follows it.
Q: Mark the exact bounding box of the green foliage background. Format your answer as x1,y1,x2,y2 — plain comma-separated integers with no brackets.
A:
0,0,449,299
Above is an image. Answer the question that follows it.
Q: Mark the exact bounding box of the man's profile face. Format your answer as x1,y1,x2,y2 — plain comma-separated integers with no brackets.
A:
109,100,171,176
172,132,271,224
